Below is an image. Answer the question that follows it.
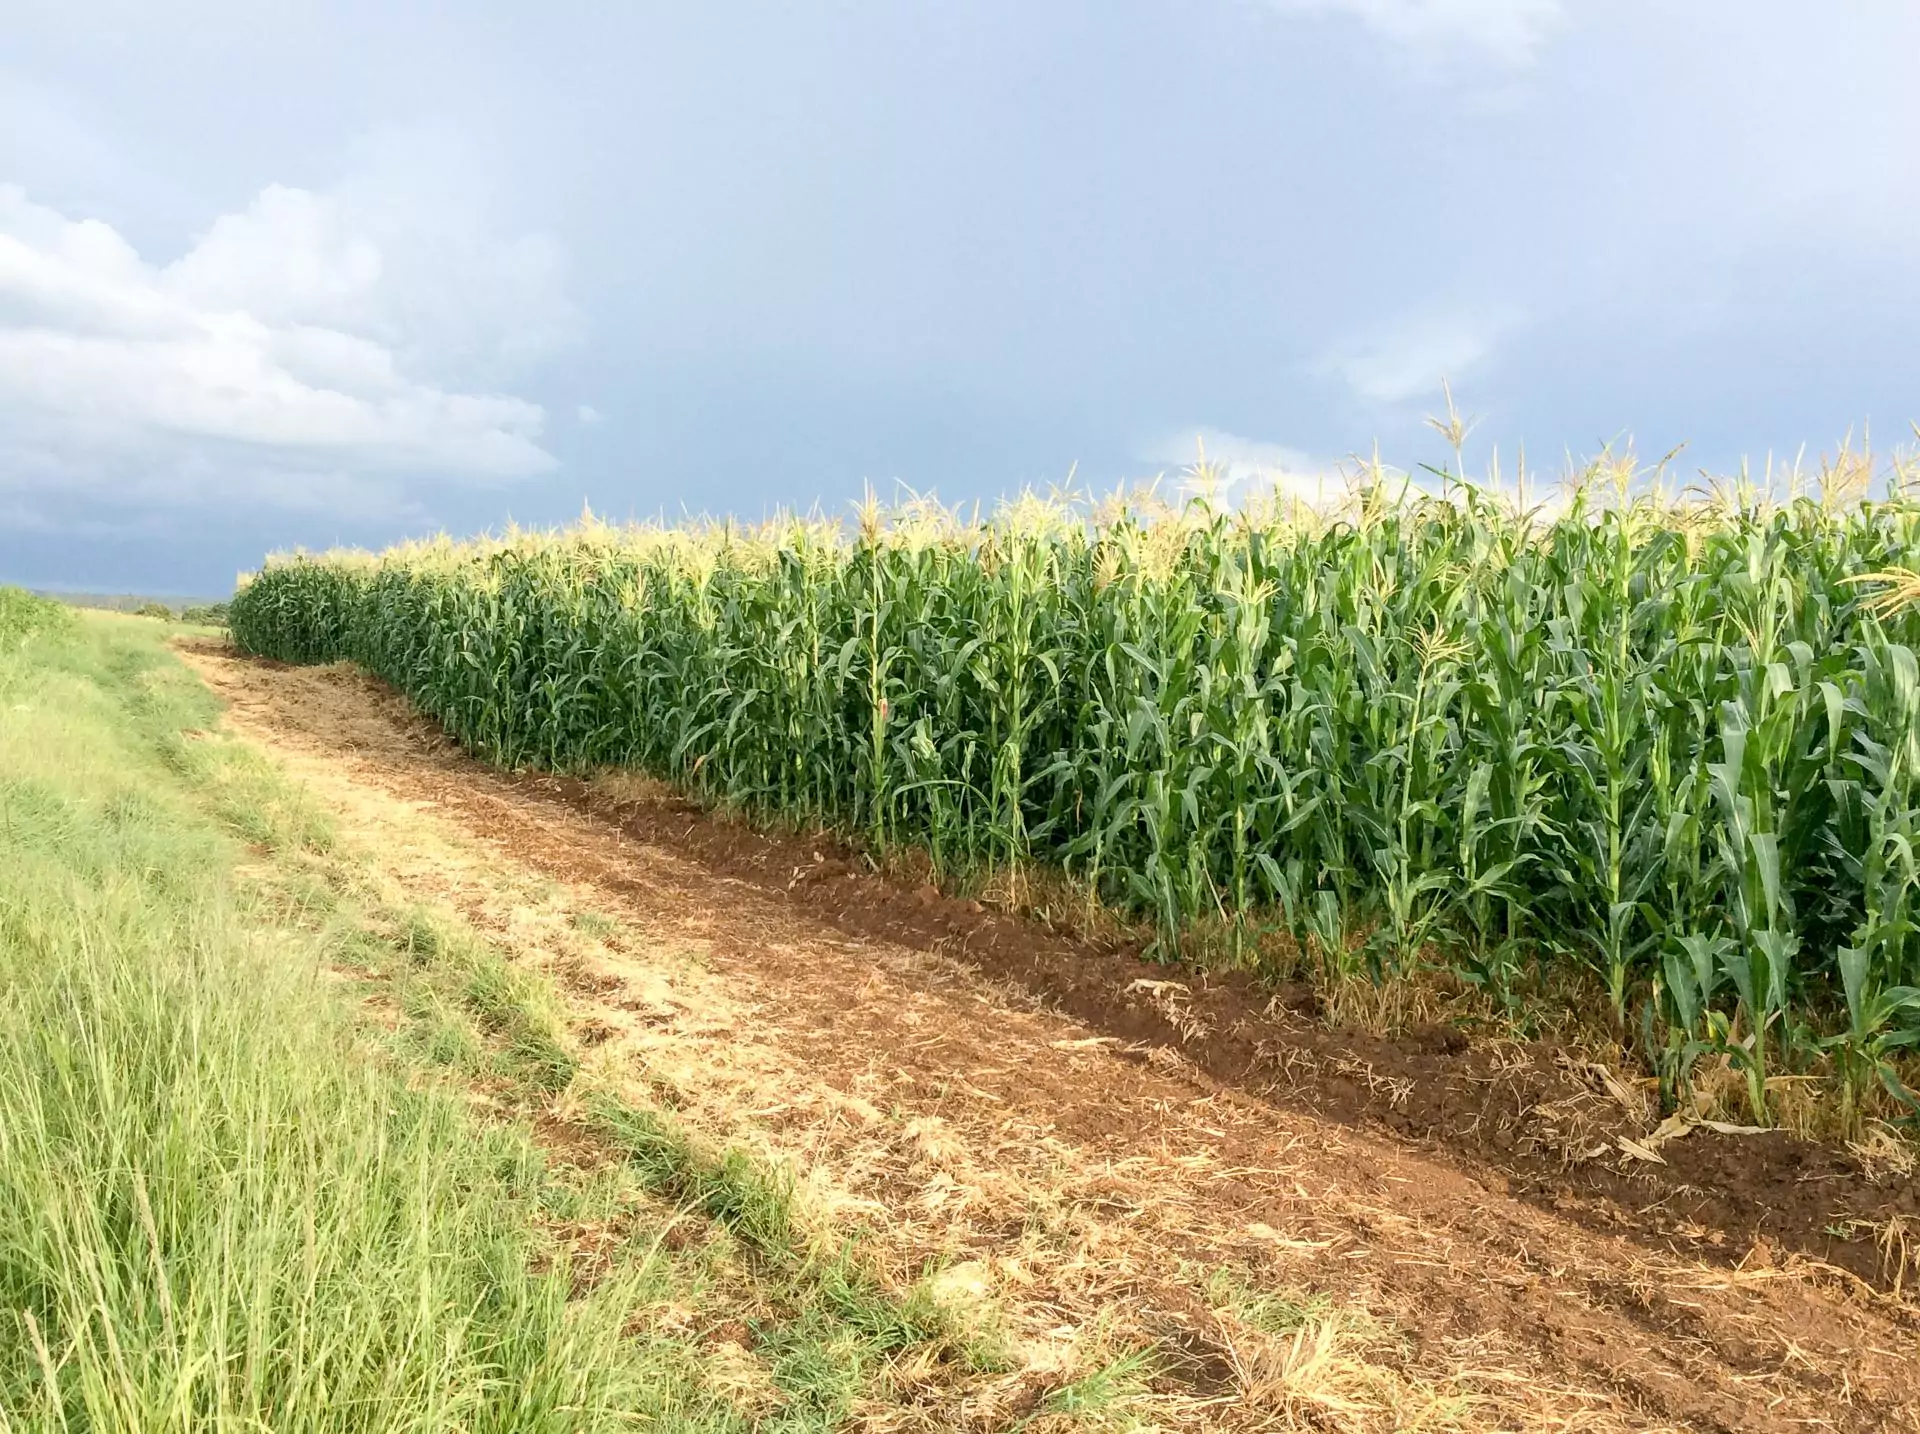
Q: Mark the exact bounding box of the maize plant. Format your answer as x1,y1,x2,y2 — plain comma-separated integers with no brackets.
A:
230,468,1920,1124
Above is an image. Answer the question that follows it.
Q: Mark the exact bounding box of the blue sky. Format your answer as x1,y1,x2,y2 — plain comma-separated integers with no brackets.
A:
2,1,1916,594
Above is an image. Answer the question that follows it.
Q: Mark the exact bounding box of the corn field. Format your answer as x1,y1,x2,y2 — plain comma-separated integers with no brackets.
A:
230,472,1920,1121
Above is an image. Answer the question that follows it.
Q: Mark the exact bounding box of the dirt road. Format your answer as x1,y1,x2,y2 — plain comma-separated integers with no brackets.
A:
177,640,1920,1433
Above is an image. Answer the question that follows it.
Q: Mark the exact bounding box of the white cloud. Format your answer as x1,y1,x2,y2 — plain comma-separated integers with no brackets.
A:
576,403,604,425
0,179,575,522
1263,0,1562,68
1145,427,1340,506
163,185,385,331
1318,307,1523,405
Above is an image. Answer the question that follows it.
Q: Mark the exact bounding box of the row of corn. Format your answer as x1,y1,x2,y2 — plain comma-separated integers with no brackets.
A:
230,478,1920,1121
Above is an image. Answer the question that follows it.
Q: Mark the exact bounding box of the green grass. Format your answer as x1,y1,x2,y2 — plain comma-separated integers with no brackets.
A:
0,604,742,1430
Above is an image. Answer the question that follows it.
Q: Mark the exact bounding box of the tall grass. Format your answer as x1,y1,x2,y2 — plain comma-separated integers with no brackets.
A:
0,607,738,1430
228,456,1920,1123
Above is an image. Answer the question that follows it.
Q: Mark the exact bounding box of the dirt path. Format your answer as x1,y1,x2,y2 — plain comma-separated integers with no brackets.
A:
177,641,1920,1433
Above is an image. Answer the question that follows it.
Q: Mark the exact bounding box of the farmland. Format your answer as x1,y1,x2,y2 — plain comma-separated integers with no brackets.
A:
11,457,1920,1432
231,467,1920,1131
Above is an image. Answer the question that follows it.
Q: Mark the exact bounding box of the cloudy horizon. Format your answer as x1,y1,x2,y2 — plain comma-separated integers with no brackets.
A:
3,1,1917,594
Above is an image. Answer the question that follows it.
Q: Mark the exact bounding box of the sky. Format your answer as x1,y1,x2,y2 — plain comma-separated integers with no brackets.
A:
2,1,1917,595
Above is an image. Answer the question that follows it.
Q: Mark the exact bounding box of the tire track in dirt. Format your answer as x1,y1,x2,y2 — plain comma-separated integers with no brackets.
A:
177,640,1920,1433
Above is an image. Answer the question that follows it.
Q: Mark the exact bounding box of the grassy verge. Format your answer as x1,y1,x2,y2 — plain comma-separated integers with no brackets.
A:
0,602,1028,1431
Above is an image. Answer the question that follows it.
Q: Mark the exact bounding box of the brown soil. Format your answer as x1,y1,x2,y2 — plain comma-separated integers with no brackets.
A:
176,639,1920,1433
559,777,1920,1289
